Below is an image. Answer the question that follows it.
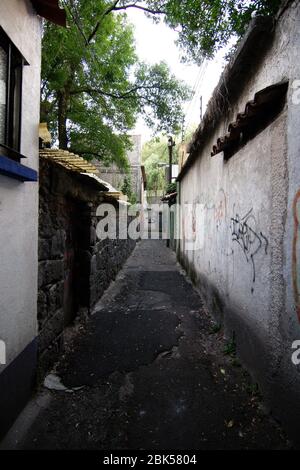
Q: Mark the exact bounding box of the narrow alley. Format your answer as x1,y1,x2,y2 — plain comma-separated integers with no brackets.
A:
4,241,288,450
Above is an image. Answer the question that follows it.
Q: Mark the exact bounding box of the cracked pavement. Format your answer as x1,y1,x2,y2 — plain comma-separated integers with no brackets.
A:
7,240,288,450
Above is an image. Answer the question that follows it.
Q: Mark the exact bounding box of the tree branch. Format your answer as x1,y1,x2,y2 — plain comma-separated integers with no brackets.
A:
87,0,121,44
113,3,166,15
72,150,105,159
70,83,162,99
87,1,167,44
67,4,89,45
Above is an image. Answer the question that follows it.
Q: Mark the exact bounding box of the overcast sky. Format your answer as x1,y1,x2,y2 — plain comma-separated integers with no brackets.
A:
126,10,228,143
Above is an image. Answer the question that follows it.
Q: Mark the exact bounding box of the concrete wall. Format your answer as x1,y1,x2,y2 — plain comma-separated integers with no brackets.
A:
0,0,41,436
179,2,300,444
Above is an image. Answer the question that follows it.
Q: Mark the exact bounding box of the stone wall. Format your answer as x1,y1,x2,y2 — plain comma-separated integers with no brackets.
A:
38,160,135,375
89,207,136,308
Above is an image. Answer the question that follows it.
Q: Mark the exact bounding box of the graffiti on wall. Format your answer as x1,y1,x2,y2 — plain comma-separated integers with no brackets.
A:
184,189,229,252
214,188,227,229
293,190,300,322
230,208,269,289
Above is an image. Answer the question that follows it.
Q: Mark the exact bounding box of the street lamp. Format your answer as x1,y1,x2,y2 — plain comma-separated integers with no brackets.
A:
167,136,175,184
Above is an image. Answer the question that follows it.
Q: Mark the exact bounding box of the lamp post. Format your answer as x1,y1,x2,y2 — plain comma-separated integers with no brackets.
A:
167,136,175,184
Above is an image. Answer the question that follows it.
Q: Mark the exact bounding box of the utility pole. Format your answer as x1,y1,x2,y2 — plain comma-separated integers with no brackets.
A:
167,136,175,184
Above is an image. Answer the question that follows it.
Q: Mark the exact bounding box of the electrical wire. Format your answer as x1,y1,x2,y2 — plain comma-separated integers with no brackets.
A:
183,59,208,134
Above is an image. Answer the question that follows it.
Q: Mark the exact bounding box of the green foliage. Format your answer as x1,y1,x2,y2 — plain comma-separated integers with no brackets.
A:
142,134,169,192
246,382,261,397
138,0,282,62
42,0,281,167
223,333,236,357
143,153,167,193
120,176,132,197
230,358,241,368
165,182,177,194
120,175,137,204
142,135,169,164
41,0,190,167
142,126,196,192
135,62,190,134
209,323,222,334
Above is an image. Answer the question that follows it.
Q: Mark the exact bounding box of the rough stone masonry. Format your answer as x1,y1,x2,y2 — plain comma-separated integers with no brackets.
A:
38,159,135,377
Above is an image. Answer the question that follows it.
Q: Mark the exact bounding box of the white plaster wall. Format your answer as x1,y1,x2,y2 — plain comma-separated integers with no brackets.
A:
179,2,300,442
0,0,41,367
180,117,284,347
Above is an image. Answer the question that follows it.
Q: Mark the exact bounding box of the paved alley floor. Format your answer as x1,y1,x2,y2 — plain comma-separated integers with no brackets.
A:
6,240,288,450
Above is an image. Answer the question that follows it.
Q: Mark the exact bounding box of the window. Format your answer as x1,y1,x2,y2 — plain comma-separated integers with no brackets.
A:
0,28,37,182
0,27,25,162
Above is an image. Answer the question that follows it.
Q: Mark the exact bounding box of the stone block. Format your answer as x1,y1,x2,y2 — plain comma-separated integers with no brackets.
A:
38,260,64,288
39,210,55,238
51,229,66,258
48,281,64,313
37,290,48,325
38,239,50,261
38,308,64,353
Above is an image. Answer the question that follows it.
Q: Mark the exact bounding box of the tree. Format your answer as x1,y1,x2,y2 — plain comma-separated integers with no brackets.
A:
142,134,174,193
120,175,137,204
41,0,190,167
143,152,167,193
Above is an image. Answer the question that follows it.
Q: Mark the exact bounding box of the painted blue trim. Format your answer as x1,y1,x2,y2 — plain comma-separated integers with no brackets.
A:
0,154,38,182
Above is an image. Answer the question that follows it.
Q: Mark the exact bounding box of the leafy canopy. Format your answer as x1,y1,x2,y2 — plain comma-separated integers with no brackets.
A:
42,0,282,167
41,0,190,167
160,0,282,62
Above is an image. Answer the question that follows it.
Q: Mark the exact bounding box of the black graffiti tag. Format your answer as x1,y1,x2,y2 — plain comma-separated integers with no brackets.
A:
230,209,269,285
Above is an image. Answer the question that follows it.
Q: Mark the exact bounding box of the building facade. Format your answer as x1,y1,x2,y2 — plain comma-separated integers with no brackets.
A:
177,1,300,444
0,0,65,438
